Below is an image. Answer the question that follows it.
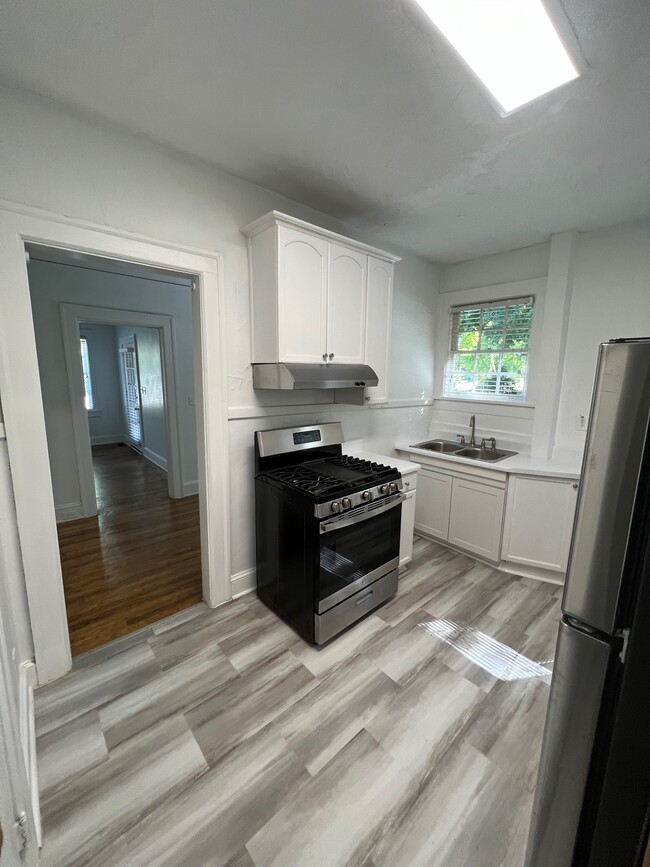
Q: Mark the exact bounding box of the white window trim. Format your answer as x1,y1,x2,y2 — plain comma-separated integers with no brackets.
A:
434,278,545,412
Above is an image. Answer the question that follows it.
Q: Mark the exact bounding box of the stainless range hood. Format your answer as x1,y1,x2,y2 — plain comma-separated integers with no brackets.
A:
252,362,378,391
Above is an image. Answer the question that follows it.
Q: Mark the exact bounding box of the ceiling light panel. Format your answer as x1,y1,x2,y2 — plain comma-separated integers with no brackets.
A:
414,0,579,113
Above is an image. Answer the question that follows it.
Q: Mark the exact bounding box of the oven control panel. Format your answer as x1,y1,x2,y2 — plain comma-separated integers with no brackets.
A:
314,477,404,519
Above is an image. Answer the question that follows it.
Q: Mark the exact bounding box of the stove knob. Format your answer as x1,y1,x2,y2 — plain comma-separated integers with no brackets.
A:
389,482,398,494
341,497,351,509
331,501,341,513
379,484,388,495
361,490,372,501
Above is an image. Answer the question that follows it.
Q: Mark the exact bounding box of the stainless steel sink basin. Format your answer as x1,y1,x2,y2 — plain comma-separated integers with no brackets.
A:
411,439,462,454
454,446,517,462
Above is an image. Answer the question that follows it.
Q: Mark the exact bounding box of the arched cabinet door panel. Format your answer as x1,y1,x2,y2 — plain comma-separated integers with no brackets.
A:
327,244,367,365
277,226,328,364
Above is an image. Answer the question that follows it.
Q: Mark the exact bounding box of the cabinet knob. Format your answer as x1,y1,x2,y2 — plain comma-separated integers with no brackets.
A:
405,481,410,487
329,353,334,360
572,483,579,489
322,353,327,361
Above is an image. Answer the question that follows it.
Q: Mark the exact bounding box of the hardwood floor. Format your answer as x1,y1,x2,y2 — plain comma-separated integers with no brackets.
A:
36,537,563,866
57,444,202,656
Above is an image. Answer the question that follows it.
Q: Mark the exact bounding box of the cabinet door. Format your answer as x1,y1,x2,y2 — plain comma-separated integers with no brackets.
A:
448,478,505,562
414,468,452,541
327,244,367,364
399,491,416,567
502,476,578,572
277,226,328,363
364,257,393,404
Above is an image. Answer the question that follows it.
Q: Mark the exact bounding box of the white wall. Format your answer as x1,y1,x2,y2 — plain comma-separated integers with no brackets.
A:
432,244,550,453
0,85,440,635
554,220,650,455
435,222,650,462
79,323,124,444
28,258,198,513
116,324,167,468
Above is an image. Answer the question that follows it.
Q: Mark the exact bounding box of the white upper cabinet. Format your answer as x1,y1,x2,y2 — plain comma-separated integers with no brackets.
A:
327,244,366,364
278,226,328,364
243,212,399,375
365,257,393,404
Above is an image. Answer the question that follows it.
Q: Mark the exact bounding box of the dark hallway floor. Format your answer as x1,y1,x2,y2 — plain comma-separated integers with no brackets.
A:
57,444,202,655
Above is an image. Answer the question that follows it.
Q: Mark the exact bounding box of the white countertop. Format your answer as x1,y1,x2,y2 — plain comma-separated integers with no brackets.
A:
345,447,420,475
396,441,581,479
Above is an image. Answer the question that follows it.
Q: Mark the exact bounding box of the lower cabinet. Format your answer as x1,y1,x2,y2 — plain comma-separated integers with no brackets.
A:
399,467,418,567
414,465,506,563
447,478,505,563
502,475,578,574
409,451,580,577
414,468,452,541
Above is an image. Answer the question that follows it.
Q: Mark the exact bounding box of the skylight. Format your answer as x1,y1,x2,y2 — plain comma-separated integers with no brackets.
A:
414,0,579,114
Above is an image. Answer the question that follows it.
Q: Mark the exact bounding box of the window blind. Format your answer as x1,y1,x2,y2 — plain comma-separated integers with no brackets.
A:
445,296,534,400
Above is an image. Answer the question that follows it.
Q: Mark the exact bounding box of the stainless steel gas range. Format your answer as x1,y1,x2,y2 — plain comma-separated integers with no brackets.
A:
254,422,404,644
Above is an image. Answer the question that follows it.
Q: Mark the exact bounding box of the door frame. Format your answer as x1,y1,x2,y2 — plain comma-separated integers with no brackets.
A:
61,305,187,514
0,203,231,684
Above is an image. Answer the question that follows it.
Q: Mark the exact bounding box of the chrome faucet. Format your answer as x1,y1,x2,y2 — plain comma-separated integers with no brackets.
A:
469,413,477,447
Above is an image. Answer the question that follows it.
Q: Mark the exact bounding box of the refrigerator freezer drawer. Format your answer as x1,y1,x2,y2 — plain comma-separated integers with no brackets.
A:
563,341,650,633
525,618,613,867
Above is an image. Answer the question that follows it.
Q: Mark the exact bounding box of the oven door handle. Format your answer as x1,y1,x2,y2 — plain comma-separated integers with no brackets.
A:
319,493,405,534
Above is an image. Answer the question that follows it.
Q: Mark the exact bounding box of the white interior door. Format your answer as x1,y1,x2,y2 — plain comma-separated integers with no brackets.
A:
120,336,144,450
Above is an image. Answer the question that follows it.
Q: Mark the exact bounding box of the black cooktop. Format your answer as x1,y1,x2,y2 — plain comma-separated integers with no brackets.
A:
262,454,398,499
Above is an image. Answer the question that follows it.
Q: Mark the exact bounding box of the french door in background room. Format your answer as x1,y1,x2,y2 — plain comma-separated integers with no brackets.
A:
119,336,143,450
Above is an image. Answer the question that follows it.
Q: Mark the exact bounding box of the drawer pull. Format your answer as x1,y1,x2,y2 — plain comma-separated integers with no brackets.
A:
355,591,374,606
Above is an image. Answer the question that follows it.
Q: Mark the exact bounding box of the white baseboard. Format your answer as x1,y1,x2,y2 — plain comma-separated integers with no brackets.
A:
231,567,256,598
183,480,199,496
19,662,41,847
142,447,168,472
90,434,125,446
500,560,565,585
55,502,84,523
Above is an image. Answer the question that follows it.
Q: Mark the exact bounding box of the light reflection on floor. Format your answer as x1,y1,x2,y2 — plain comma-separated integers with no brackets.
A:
419,617,553,681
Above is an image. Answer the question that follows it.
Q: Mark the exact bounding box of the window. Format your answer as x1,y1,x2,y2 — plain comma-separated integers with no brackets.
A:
444,297,534,400
79,336,94,410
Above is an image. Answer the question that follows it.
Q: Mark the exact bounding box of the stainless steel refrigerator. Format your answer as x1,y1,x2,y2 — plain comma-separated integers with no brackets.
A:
525,337,650,867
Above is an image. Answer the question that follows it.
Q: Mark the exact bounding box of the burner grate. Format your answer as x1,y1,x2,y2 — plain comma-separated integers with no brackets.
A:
264,454,397,497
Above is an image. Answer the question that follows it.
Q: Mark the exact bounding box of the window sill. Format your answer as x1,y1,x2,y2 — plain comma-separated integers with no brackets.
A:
435,396,536,409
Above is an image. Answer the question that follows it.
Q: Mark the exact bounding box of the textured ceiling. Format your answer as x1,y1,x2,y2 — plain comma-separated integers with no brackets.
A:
1,0,649,261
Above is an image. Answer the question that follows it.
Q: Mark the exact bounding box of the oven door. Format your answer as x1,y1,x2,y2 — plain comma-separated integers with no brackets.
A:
317,493,404,613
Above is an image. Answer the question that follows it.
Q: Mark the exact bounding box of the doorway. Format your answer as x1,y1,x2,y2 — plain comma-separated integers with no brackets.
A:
26,245,204,656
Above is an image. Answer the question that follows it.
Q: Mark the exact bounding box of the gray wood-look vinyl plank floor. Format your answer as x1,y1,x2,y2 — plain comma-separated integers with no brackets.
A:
35,538,561,867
